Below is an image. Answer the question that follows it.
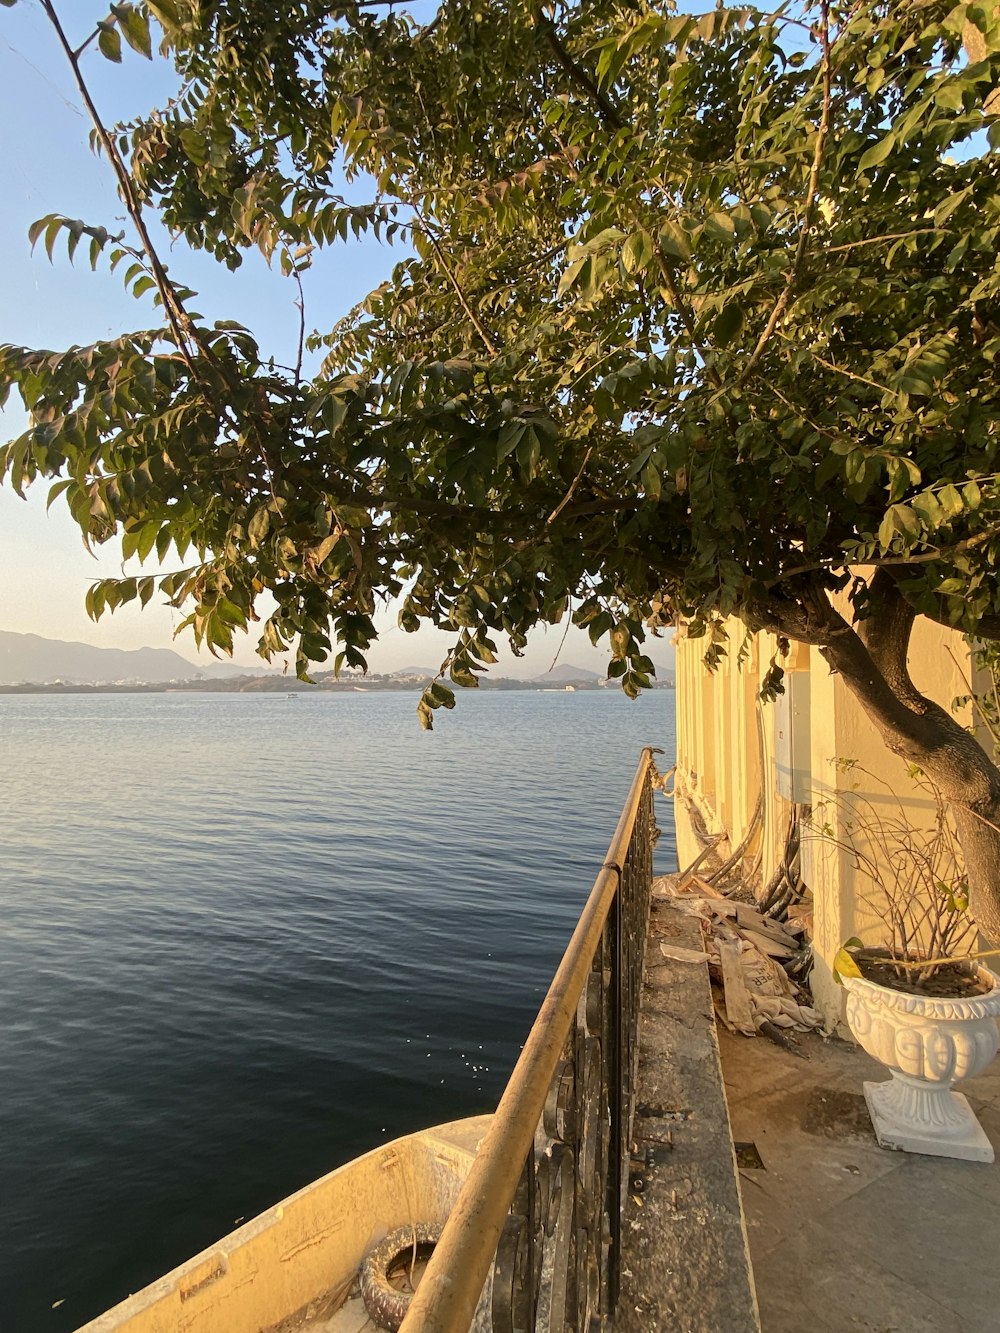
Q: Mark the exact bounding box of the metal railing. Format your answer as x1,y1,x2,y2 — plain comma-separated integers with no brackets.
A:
400,747,659,1333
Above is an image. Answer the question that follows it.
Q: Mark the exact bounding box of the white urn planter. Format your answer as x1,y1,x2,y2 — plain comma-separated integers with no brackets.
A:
842,968,1000,1162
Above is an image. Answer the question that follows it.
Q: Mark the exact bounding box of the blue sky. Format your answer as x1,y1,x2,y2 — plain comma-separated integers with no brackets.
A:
1,3,673,676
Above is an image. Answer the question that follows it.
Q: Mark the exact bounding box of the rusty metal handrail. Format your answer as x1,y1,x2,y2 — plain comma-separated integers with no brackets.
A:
400,747,657,1333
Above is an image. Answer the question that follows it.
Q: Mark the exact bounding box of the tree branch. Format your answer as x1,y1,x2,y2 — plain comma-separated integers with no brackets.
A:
825,229,937,254
546,447,592,525
40,1,206,390
855,568,918,702
72,24,102,61
292,268,306,388
536,9,625,131
756,578,1000,832
648,231,722,388
741,0,832,382
779,336,895,393
768,531,998,587
416,217,500,357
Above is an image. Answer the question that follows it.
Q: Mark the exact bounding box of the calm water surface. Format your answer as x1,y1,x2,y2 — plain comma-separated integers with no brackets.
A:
0,689,675,1331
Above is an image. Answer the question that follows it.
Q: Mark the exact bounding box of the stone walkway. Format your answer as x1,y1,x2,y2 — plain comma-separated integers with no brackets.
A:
718,1025,1000,1333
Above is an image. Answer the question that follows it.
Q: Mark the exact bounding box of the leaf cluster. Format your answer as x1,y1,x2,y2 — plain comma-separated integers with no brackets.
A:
4,0,1000,718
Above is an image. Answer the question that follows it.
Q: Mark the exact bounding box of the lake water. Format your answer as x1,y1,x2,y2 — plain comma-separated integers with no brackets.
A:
0,689,675,1331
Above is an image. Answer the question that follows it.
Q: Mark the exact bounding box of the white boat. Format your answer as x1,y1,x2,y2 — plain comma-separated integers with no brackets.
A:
78,1116,493,1333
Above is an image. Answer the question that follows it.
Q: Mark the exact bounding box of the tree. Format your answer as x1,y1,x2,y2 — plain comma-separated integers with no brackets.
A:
3,0,1000,929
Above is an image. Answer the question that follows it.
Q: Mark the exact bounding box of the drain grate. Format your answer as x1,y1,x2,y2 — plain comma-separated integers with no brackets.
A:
734,1141,766,1170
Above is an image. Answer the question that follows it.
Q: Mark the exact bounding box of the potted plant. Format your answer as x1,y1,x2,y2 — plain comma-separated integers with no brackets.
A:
818,773,1000,1162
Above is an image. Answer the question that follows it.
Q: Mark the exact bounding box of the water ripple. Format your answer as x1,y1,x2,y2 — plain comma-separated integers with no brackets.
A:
0,689,674,1330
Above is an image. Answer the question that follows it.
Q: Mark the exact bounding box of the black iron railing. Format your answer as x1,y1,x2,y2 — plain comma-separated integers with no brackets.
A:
400,748,659,1333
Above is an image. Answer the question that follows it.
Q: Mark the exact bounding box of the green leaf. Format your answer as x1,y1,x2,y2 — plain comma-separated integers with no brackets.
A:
556,255,587,299
43,216,63,262
702,211,736,245
112,3,153,59
311,533,341,566
858,135,894,171
86,582,107,622
27,215,50,251
889,504,921,541
658,221,691,261
46,478,73,511
497,420,526,460
98,23,123,63
248,508,270,546
878,510,896,549
449,660,479,688
146,0,180,26
641,461,661,499
427,680,456,709
180,128,208,165
137,521,159,563
713,302,745,347
65,219,84,263
622,230,654,275
934,80,964,113
587,610,614,646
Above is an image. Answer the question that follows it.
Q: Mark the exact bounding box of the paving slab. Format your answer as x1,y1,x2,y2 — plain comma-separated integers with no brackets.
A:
728,1079,904,1245
749,1223,961,1333
822,1169,1000,1330
719,1024,1000,1333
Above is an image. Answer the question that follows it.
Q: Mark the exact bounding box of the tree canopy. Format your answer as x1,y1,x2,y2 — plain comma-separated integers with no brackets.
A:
1,0,999,732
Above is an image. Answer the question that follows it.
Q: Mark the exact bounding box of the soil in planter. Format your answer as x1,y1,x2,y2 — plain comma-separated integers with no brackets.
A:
857,949,992,998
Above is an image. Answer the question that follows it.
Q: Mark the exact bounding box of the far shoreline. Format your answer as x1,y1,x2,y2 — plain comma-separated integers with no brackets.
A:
0,677,675,696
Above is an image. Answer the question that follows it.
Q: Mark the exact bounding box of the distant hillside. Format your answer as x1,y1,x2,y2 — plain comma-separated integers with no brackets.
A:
532,663,602,682
0,631,266,685
389,666,438,678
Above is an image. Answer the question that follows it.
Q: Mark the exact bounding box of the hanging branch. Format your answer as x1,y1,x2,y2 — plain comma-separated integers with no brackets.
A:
546,447,592,525
40,1,208,388
415,216,500,357
545,599,574,673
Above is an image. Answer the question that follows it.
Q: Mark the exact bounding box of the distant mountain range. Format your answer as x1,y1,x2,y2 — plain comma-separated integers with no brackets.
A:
0,633,674,688
532,663,602,682
0,631,267,685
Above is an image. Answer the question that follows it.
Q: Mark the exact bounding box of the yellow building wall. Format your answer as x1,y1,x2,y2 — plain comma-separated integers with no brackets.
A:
674,614,976,1025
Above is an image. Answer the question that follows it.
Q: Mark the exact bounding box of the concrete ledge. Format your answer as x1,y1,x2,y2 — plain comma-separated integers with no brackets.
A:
616,901,760,1332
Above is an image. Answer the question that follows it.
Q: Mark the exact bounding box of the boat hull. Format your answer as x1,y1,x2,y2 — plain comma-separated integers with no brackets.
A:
76,1116,493,1333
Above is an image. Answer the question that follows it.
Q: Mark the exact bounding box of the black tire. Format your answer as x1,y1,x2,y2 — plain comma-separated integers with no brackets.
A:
359,1222,443,1331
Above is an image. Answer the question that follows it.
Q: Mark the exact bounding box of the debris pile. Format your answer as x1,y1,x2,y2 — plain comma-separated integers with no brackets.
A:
654,873,825,1049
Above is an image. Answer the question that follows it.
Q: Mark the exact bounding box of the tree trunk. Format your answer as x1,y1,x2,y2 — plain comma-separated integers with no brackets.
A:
814,572,1000,944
